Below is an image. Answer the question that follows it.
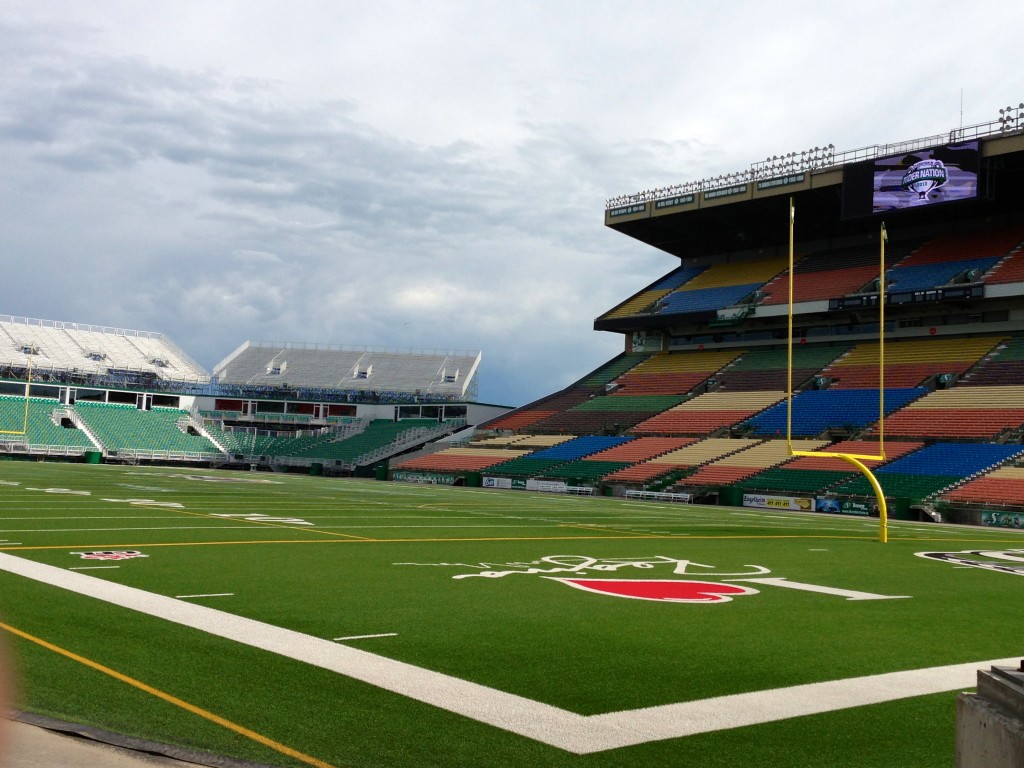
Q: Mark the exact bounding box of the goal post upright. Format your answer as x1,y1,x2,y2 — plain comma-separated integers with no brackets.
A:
0,356,31,437
785,198,890,543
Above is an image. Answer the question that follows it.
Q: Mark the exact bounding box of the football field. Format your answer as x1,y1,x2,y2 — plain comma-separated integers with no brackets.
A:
1,461,1022,767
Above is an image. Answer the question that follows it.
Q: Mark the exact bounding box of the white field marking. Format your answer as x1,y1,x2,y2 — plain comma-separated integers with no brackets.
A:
334,633,398,641
0,552,1014,754
730,577,909,601
175,593,234,599
69,566,120,570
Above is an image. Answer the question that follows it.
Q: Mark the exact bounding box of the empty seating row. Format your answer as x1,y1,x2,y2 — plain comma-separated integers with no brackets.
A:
745,388,926,436
712,345,849,391
885,258,1000,293
677,439,829,487
897,227,1024,266
940,466,1024,507
737,440,925,495
833,442,1024,501
868,386,1024,439
631,391,785,436
599,267,708,319
959,336,1024,386
73,401,218,455
653,258,788,316
612,350,742,395
394,447,533,473
603,438,762,483
0,396,94,450
822,336,1003,388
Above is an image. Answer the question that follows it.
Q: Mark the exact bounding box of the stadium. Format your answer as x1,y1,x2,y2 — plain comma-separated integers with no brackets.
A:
3,105,1024,767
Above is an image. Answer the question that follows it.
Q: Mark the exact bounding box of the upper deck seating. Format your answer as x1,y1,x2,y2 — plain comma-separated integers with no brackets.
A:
882,227,1024,292
652,257,787,316
0,317,209,381
758,243,912,305
822,336,1004,389
983,249,1024,284
599,266,708,319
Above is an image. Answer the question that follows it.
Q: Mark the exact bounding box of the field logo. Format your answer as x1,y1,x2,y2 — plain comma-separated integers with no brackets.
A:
555,578,759,603
396,555,910,603
70,550,149,561
916,549,1024,575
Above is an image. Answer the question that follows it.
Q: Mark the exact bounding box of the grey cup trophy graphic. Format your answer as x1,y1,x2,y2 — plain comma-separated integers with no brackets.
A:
901,158,948,203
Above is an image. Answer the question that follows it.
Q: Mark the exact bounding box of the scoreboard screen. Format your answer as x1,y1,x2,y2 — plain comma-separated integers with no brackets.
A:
841,139,980,218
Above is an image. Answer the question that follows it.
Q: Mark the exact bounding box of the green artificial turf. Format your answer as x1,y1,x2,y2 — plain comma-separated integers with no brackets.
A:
1,460,1023,767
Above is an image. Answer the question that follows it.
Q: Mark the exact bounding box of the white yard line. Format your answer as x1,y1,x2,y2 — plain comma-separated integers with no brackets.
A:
175,593,234,599
69,566,121,571
0,551,1013,754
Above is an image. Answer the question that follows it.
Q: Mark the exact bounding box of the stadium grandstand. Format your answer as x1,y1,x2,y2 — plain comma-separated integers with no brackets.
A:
391,102,1024,527
6,104,1024,529
0,317,499,475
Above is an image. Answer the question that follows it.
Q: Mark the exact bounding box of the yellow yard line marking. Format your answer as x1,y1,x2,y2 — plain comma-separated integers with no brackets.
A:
0,620,338,768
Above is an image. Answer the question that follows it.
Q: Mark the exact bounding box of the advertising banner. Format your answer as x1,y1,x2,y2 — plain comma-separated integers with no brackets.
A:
743,493,813,512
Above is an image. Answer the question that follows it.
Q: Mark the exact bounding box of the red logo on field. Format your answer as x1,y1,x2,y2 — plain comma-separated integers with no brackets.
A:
70,550,148,561
550,578,759,603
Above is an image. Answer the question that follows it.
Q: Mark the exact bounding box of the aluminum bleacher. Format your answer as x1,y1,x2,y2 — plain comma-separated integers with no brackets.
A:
0,315,209,381
213,341,480,400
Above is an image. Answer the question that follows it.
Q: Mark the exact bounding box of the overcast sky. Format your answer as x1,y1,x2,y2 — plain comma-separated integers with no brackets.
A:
3,2,1023,406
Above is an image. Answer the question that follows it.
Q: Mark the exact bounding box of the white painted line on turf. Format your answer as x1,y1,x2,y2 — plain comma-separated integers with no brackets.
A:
334,633,398,641
176,593,234,599
70,566,121,570
0,551,1016,755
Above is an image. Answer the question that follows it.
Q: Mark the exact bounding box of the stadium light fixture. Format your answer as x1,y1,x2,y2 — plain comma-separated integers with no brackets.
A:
998,103,1024,131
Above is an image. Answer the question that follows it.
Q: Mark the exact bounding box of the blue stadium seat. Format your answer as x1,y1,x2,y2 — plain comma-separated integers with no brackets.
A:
649,266,708,291
655,284,761,315
876,442,1024,477
885,257,999,292
529,435,633,461
745,388,927,436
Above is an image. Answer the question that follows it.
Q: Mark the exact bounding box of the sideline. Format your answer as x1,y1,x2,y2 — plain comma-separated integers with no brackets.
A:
0,551,1011,754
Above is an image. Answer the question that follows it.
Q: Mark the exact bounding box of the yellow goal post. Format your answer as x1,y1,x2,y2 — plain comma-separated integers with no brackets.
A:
785,198,890,543
0,356,32,437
